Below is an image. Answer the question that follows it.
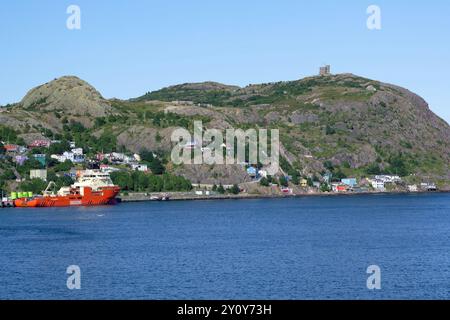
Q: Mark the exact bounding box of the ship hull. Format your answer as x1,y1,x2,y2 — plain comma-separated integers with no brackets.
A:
14,187,120,208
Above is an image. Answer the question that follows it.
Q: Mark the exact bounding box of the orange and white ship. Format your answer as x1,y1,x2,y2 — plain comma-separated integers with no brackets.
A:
14,170,121,208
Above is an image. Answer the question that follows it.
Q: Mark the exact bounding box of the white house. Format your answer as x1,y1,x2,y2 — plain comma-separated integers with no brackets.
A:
371,179,385,191
99,165,121,174
258,170,268,178
51,151,85,163
71,148,83,156
30,169,47,181
133,154,142,162
375,175,402,183
131,164,148,172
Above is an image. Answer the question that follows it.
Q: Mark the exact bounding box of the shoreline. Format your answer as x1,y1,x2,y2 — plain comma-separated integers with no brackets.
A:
119,190,449,203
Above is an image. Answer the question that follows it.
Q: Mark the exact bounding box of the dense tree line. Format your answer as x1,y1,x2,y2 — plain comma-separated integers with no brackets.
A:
111,171,192,193
212,184,240,195
62,120,117,154
0,125,25,145
140,150,165,174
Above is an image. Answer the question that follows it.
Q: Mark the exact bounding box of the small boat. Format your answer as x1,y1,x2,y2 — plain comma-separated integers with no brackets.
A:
14,170,120,208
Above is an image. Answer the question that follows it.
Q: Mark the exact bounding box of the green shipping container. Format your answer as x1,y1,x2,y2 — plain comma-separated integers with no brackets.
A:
11,192,17,200
28,192,33,198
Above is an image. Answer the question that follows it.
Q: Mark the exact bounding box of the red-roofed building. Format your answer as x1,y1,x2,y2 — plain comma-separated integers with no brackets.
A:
4,144,19,152
29,140,51,148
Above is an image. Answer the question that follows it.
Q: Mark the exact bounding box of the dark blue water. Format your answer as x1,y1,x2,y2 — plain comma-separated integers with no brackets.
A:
0,193,449,300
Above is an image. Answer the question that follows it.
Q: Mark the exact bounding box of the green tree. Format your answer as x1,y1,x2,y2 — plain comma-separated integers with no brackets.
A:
325,125,336,135
291,172,300,185
386,153,411,176
149,158,165,175
217,184,225,194
48,140,70,155
333,170,347,181
53,160,73,172
230,184,240,195
19,178,48,194
55,175,74,189
1,169,16,181
260,177,270,187
111,171,133,190
323,161,334,172
279,176,289,187
141,150,165,174
366,163,381,175
320,183,331,192
17,158,44,176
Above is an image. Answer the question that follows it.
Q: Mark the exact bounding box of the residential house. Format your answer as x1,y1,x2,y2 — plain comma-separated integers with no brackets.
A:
323,173,332,184
33,154,46,166
104,152,134,164
29,140,51,148
371,179,385,191
258,170,268,178
131,164,148,172
99,164,121,174
300,179,308,188
14,155,29,165
71,148,83,156
51,151,85,163
420,183,437,191
246,166,257,177
133,154,142,162
332,183,348,192
341,178,358,188
375,175,402,183
4,144,19,152
313,181,321,189
30,169,47,181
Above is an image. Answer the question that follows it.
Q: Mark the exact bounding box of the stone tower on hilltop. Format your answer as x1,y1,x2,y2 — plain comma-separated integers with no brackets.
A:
319,65,331,76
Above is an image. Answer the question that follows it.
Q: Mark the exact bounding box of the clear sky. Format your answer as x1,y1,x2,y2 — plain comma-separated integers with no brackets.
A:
1,0,449,123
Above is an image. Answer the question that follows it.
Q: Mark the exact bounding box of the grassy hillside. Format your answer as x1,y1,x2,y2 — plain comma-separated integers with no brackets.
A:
1,74,449,188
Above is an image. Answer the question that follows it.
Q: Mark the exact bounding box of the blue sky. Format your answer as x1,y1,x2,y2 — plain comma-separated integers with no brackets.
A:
1,0,449,123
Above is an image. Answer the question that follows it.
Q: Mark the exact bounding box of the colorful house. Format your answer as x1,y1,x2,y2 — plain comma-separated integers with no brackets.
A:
341,178,357,188
300,179,308,188
29,140,51,148
33,154,46,166
332,183,349,192
4,144,19,152
14,155,29,165
246,166,257,177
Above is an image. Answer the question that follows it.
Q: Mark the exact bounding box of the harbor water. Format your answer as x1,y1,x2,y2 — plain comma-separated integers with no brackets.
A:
0,193,449,299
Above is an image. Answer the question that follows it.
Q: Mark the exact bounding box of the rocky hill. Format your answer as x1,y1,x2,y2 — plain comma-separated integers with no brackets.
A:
0,76,114,139
1,74,449,186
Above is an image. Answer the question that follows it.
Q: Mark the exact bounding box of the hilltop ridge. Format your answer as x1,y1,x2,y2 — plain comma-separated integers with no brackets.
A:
1,73,449,187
